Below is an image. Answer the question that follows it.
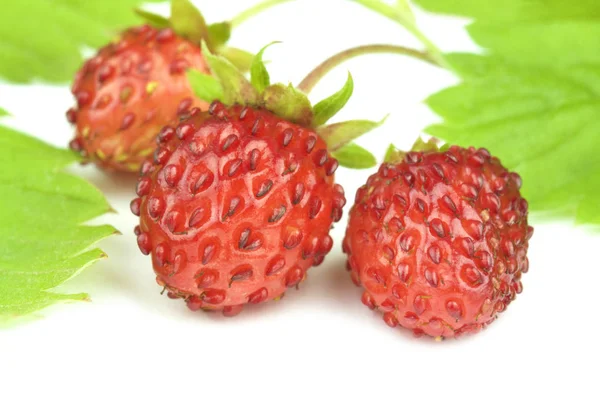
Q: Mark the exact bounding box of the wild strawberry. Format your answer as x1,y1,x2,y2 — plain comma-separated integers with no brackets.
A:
132,43,382,315
343,141,533,338
67,0,267,172
68,24,208,172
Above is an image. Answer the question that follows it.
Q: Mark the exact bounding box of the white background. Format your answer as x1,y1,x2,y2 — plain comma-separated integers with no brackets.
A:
1,1,599,399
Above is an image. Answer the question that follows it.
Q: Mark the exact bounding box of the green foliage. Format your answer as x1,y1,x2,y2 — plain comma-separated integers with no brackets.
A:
0,121,116,321
415,0,600,225
0,0,165,83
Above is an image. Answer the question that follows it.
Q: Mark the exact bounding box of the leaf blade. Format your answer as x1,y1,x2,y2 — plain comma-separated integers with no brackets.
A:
414,0,600,225
0,0,165,83
0,124,116,321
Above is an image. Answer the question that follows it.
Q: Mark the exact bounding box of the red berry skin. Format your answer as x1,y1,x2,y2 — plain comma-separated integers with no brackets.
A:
68,25,210,172
343,146,532,338
133,101,345,315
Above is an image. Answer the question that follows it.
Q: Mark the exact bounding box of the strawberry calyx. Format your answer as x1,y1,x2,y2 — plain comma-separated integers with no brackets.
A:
135,0,218,49
189,42,388,169
384,137,443,163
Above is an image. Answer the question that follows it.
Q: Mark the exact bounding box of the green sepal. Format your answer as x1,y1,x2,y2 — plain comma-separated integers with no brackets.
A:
0,107,8,117
170,0,211,46
134,8,171,29
318,116,386,151
251,42,280,93
201,42,259,105
187,69,225,103
208,22,231,48
384,138,441,164
263,84,314,126
411,136,440,152
384,143,403,163
312,72,354,127
332,143,377,169
220,47,255,73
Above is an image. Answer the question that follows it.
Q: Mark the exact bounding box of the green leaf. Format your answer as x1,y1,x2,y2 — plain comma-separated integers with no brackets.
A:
0,107,8,117
415,0,600,22
187,69,224,103
262,83,314,126
134,8,170,28
414,0,600,225
332,143,377,169
250,42,280,93
0,291,90,324
318,117,386,151
170,0,210,44
208,22,232,49
201,42,259,105
0,0,164,83
312,72,354,127
0,124,117,321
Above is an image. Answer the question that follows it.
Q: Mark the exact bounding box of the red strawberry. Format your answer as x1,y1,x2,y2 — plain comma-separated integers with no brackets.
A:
343,142,533,338
68,24,209,172
132,43,382,315
67,0,264,172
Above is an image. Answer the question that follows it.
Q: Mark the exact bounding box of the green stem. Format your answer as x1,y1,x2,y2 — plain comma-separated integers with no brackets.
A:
353,0,449,69
231,0,295,28
297,44,441,94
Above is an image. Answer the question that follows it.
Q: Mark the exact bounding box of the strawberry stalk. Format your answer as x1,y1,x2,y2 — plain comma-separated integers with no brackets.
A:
352,0,449,69
297,43,441,94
